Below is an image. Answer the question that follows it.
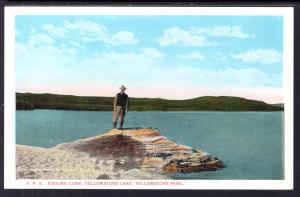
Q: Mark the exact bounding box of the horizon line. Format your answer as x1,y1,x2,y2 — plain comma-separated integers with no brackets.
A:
16,91,284,105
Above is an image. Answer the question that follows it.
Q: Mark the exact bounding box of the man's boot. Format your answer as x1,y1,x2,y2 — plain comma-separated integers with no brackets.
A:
113,122,117,129
119,121,124,130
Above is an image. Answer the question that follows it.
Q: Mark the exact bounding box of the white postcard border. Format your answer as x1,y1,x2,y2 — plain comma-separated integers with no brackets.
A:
4,6,294,190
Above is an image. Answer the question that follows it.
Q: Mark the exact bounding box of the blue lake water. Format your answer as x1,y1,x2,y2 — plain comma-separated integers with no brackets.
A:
16,110,283,180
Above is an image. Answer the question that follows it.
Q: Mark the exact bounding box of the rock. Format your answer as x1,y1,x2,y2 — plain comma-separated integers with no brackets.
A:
16,128,224,179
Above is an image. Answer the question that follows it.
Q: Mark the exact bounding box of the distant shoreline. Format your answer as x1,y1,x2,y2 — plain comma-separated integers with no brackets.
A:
16,92,284,112
16,109,284,113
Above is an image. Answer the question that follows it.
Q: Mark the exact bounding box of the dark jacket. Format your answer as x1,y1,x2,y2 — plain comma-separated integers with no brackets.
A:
114,93,129,110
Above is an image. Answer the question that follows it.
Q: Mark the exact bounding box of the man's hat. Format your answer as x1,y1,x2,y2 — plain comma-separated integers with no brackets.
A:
120,85,127,90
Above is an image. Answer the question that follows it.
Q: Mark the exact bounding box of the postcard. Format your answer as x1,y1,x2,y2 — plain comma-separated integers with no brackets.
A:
4,6,294,189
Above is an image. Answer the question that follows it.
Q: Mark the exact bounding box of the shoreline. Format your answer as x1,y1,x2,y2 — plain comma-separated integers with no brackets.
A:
16,109,284,112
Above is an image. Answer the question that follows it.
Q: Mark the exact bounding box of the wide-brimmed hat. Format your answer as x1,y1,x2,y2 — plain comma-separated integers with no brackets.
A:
120,85,127,90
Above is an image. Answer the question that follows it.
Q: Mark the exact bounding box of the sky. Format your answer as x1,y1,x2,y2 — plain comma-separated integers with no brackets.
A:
15,15,283,104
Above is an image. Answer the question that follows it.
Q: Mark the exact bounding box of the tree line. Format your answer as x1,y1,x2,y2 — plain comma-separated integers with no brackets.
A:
16,92,283,111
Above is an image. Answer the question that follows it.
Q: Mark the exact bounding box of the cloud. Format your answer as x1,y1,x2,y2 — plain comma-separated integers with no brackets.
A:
220,56,227,61
157,27,217,47
232,49,282,64
16,43,74,69
162,66,277,88
16,38,281,104
216,52,227,61
31,20,139,46
158,26,249,47
64,48,77,55
18,41,280,88
191,26,249,38
62,20,138,45
63,20,106,36
109,31,138,45
16,39,279,88
142,48,164,58
28,33,54,46
80,49,163,77
30,26,36,34
42,24,66,37
179,52,204,60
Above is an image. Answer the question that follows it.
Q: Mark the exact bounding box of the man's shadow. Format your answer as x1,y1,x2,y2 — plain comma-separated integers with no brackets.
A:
118,127,155,130
117,127,141,130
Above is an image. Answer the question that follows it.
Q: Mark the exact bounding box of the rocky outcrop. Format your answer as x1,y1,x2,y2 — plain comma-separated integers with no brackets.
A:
16,128,224,179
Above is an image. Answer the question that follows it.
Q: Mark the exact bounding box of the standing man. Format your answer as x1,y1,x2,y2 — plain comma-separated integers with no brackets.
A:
113,85,129,130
